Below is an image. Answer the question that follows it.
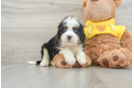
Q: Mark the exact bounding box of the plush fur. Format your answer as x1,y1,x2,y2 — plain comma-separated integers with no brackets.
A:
82,0,132,68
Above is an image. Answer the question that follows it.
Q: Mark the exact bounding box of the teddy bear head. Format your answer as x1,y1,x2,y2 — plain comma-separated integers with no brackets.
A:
82,0,122,22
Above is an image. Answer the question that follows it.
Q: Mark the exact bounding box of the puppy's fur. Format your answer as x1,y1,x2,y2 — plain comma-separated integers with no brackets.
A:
28,16,86,67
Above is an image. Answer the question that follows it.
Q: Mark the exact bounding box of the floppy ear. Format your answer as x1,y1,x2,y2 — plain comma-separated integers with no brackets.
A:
57,22,63,39
80,24,85,43
82,0,88,12
113,0,122,7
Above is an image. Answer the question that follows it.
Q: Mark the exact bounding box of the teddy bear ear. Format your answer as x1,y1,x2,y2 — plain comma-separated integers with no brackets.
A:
82,0,88,12
113,0,122,7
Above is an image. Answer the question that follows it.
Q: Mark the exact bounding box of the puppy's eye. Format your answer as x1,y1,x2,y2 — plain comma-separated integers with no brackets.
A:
73,29,78,33
63,29,66,32
63,26,67,32
73,26,78,33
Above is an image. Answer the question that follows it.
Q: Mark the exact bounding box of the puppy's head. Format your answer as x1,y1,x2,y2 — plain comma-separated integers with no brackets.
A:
57,16,85,45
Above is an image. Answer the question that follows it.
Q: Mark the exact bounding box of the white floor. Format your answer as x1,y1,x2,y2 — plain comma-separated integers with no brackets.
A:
1,63,132,88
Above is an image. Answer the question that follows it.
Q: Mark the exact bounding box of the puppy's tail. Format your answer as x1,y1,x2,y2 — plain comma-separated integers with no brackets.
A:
27,61,41,65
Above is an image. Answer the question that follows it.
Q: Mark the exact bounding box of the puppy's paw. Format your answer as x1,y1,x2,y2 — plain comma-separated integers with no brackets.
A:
40,60,49,67
64,54,76,65
76,52,86,65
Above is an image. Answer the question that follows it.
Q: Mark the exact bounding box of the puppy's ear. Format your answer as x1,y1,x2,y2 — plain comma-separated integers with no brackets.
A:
80,24,85,43
113,0,122,7
57,22,63,39
57,30,60,39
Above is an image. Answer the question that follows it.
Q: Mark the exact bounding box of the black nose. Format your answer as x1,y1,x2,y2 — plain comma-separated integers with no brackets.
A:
67,35,72,40
90,0,99,1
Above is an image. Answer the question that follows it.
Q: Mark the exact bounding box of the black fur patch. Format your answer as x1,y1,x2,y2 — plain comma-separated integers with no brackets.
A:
41,35,60,61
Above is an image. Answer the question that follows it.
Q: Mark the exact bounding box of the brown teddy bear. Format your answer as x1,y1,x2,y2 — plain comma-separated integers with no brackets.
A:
82,0,132,68
53,0,132,68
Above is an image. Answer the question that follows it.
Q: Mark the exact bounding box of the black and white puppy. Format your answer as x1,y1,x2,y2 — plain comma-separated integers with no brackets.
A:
28,16,86,67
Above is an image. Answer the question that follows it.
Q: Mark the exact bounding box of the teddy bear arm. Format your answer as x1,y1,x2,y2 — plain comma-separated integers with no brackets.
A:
120,29,132,51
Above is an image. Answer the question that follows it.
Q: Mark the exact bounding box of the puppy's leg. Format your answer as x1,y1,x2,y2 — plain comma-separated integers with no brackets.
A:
40,48,50,67
76,48,86,65
59,49,76,65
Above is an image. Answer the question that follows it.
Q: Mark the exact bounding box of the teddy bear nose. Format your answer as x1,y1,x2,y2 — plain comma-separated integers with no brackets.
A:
90,0,99,1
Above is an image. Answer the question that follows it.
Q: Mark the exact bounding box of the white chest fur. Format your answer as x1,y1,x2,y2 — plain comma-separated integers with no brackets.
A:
64,45,77,55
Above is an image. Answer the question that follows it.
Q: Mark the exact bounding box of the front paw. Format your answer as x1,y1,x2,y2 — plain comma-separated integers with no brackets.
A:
40,60,49,67
64,54,76,65
76,52,86,65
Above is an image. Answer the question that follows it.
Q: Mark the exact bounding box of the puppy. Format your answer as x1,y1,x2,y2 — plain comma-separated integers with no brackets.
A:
28,16,86,67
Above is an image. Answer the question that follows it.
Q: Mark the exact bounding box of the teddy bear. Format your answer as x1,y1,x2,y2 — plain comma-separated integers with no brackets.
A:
52,0,132,68
82,0,132,68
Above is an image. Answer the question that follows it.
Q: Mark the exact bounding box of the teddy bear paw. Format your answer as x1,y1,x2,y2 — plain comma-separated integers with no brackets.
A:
98,50,127,68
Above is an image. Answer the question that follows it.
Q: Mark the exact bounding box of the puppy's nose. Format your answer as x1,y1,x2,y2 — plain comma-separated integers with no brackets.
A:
67,35,72,40
90,0,99,1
